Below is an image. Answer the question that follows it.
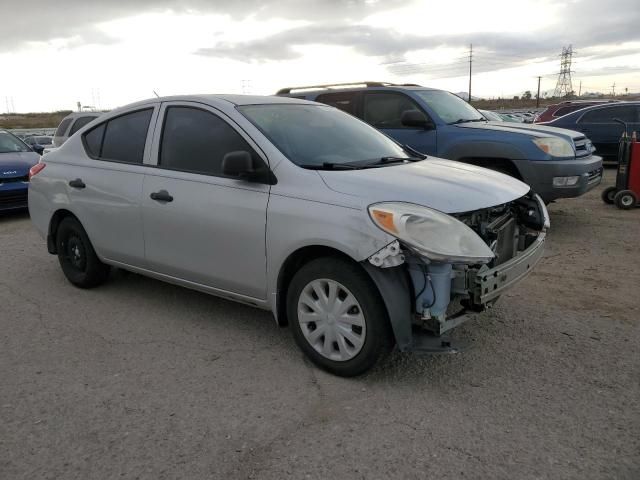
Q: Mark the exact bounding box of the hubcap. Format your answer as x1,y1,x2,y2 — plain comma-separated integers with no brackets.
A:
297,279,366,362
622,195,633,206
65,236,86,270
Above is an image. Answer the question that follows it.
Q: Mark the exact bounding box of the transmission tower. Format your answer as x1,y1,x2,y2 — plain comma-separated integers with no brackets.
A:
553,45,574,98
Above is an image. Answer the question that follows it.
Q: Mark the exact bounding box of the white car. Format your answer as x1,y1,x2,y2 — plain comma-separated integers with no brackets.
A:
28,95,548,376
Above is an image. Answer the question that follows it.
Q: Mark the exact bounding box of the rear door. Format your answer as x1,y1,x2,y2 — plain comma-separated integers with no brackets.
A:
362,92,437,155
141,102,270,300
577,105,640,161
69,106,158,265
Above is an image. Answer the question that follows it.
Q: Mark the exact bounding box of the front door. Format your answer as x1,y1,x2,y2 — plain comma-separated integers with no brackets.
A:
362,92,437,155
141,103,270,300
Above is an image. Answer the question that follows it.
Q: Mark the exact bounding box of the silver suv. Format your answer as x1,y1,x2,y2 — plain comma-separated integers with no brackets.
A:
28,95,548,376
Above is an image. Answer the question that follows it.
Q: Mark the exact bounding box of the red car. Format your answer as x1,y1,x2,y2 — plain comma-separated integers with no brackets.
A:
534,99,620,123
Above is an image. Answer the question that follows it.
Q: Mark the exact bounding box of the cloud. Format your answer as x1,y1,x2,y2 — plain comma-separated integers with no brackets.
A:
0,0,408,51
193,0,640,77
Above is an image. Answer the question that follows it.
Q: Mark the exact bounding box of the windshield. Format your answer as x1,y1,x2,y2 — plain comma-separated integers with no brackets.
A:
413,90,484,124
238,104,410,167
34,136,52,145
0,132,31,154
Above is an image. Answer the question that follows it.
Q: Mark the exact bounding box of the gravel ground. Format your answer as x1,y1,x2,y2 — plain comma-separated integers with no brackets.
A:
1,169,638,480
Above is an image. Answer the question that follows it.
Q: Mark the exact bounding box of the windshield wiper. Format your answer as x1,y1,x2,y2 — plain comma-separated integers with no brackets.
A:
448,118,486,125
298,162,363,170
402,144,428,159
377,156,423,165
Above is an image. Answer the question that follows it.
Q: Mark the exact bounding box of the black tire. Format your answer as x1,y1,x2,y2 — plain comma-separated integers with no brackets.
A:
614,190,637,210
287,257,393,377
601,186,617,204
56,217,110,288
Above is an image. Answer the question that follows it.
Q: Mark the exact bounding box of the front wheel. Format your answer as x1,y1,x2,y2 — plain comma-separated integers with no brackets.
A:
601,186,617,204
287,257,393,377
56,217,110,288
614,190,637,210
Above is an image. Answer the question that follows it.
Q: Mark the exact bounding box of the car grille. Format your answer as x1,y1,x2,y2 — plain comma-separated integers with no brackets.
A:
0,190,28,208
0,175,29,184
587,167,603,185
573,136,593,158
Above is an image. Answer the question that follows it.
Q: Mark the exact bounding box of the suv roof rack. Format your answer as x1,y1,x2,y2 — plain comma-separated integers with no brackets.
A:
276,81,421,95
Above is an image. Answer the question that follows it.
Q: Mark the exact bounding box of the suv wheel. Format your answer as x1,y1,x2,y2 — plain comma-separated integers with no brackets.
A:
287,257,392,376
56,217,110,288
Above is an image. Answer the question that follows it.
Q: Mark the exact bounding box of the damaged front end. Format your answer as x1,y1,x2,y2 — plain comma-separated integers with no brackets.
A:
365,192,548,350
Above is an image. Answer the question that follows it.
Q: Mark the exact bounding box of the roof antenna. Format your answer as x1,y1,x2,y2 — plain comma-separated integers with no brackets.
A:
152,90,160,98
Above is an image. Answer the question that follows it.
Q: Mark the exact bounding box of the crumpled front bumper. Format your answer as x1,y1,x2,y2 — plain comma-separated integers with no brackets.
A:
468,230,546,305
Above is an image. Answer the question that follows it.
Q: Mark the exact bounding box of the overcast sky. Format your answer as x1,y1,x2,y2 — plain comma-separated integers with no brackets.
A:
1,0,639,112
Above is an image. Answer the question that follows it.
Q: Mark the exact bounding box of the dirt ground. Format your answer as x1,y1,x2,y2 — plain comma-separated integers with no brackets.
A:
0,168,638,479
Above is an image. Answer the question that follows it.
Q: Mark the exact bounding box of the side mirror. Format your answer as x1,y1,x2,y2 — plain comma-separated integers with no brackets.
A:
222,150,277,185
401,110,434,130
222,150,253,177
32,145,45,155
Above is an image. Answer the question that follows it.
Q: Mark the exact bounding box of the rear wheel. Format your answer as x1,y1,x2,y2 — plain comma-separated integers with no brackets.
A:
601,186,617,204
287,257,393,377
614,190,637,210
56,217,110,288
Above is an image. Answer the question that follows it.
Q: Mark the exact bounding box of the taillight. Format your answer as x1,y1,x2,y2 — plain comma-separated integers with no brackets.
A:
29,162,46,180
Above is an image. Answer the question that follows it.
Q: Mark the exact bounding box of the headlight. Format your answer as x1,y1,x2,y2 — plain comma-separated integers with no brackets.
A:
368,202,495,264
532,137,574,157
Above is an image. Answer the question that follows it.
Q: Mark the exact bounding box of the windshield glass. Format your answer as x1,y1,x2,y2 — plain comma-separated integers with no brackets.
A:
413,90,484,124
238,104,409,167
34,136,52,145
0,132,30,154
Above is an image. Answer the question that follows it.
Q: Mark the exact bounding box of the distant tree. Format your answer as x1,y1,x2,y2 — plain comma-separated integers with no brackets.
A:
522,90,532,100
513,95,520,100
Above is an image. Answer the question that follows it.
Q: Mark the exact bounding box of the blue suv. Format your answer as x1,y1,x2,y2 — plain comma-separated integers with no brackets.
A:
277,82,603,202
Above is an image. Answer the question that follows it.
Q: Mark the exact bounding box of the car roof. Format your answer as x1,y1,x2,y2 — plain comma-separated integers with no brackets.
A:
108,94,319,111
276,82,439,96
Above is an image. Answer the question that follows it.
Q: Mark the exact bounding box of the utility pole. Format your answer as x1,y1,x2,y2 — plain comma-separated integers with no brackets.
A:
468,43,473,104
611,82,616,97
578,80,582,97
536,76,542,108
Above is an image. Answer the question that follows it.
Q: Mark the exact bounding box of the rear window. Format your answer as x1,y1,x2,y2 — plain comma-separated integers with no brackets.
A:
55,118,73,137
82,109,153,164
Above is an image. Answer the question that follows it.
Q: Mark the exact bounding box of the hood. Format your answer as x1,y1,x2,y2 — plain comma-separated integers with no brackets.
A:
0,152,40,178
457,121,585,142
319,158,530,214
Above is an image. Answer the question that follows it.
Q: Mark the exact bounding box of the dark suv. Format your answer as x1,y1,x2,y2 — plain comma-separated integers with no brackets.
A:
277,82,603,202
543,102,640,162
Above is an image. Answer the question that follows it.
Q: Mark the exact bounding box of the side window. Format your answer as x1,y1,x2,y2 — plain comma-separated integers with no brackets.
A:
55,118,73,137
363,93,424,128
315,92,359,115
159,106,261,177
581,106,637,124
554,106,581,117
84,123,105,157
69,116,97,136
82,109,152,163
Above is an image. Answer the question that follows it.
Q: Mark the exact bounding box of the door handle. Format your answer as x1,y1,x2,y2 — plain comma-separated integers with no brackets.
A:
69,178,86,189
150,190,173,202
